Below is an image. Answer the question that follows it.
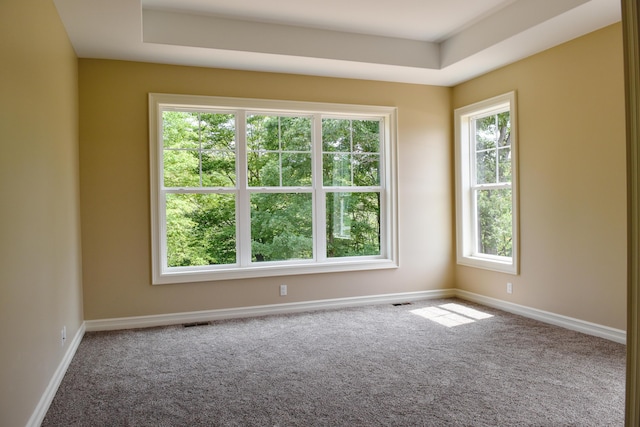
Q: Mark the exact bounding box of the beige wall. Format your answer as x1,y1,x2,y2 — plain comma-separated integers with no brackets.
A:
0,5,627,424
0,1,83,426
78,60,454,320
452,23,627,330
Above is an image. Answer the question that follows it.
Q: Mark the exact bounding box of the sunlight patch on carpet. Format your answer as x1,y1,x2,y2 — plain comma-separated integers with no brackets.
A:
411,303,493,327
440,303,493,320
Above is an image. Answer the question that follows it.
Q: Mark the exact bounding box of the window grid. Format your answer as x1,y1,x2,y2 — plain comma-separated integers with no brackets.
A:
470,111,512,258
150,94,398,284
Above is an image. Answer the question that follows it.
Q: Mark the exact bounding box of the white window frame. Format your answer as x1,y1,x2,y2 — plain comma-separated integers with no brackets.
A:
149,93,399,284
454,91,519,274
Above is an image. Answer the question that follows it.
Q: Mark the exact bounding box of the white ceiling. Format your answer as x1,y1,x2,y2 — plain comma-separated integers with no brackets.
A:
53,0,621,86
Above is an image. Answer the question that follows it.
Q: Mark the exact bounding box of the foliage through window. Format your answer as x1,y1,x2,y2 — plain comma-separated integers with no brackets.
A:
454,92,519,274
150,94,398,284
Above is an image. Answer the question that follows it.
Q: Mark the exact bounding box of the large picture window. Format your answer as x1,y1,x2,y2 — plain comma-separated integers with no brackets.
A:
454,92,519,274
150,94,398,284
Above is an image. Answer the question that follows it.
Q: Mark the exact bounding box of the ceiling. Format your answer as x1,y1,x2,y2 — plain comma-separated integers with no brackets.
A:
53,0,621,86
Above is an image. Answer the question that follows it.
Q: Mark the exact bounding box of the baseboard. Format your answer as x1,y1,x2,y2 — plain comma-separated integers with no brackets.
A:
455,289,626,344
26,322,86,427
84,289,626,343
85,289,456,332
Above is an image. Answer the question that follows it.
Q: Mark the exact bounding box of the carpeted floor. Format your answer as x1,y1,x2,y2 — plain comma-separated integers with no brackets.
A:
42,298,625,426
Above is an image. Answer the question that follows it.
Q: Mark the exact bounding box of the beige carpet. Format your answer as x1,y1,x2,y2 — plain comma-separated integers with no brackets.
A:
43,298,625,426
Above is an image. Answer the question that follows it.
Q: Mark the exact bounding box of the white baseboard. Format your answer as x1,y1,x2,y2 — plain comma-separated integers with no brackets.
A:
84,289,626,344
455,289,626,344
85,289,456,332
85,289,455,332
27,322,86,427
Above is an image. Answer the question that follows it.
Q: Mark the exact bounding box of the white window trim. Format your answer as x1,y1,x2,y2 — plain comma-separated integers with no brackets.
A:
454,91,519,275
149,93,399,284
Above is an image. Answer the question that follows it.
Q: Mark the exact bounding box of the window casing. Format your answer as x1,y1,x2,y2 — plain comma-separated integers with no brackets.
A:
150,94,398,284
454,92,519,274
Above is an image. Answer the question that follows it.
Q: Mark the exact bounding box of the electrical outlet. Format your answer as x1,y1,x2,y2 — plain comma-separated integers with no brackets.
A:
507,282,513,294
280,284,287,296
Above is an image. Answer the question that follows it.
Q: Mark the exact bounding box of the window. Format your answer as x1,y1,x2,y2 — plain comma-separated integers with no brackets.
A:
149,94,398,284
454,92,519,274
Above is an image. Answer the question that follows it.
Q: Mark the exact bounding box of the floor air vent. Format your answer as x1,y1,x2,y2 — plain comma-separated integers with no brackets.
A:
392,302,412,306
183,321,211,327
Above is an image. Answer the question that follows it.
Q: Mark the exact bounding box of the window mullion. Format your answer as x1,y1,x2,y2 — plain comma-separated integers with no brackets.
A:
198,112,203,187
378,118,387,257
159,187,169,271
314,114,326,262
236,110,251,267
497,114,503,185
278,117,283,187
349,120,355,185
469,122,478,188
470,187,479,255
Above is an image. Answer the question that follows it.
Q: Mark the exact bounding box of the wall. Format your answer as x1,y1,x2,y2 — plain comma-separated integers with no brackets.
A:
452,23,626,330
0,1,83,426
78,60,453,320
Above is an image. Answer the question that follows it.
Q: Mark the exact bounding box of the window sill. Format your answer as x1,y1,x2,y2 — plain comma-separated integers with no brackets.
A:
457,255,518,275
152,258,399,285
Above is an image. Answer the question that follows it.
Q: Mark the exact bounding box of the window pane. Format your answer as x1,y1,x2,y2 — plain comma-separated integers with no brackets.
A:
282,153,312,186
164,149,200,187
281,116,312,151
475,115,497,151
476,149,497,185
163,111,237,188
353,154,380,186
163,111,199,149
248,115,312,187
323,153,351,186
166,193,236,267
497,112,511,147
251,193,313,262
498,147,511,183
322,119,351,152
248,152,280,187
475,188,512,257
326,192,380,258
352,119,380,153
247,115,279,150
201,150,236,187
200,113,236,150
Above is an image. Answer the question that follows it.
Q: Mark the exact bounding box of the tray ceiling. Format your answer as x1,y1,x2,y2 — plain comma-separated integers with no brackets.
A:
53,0,620,86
